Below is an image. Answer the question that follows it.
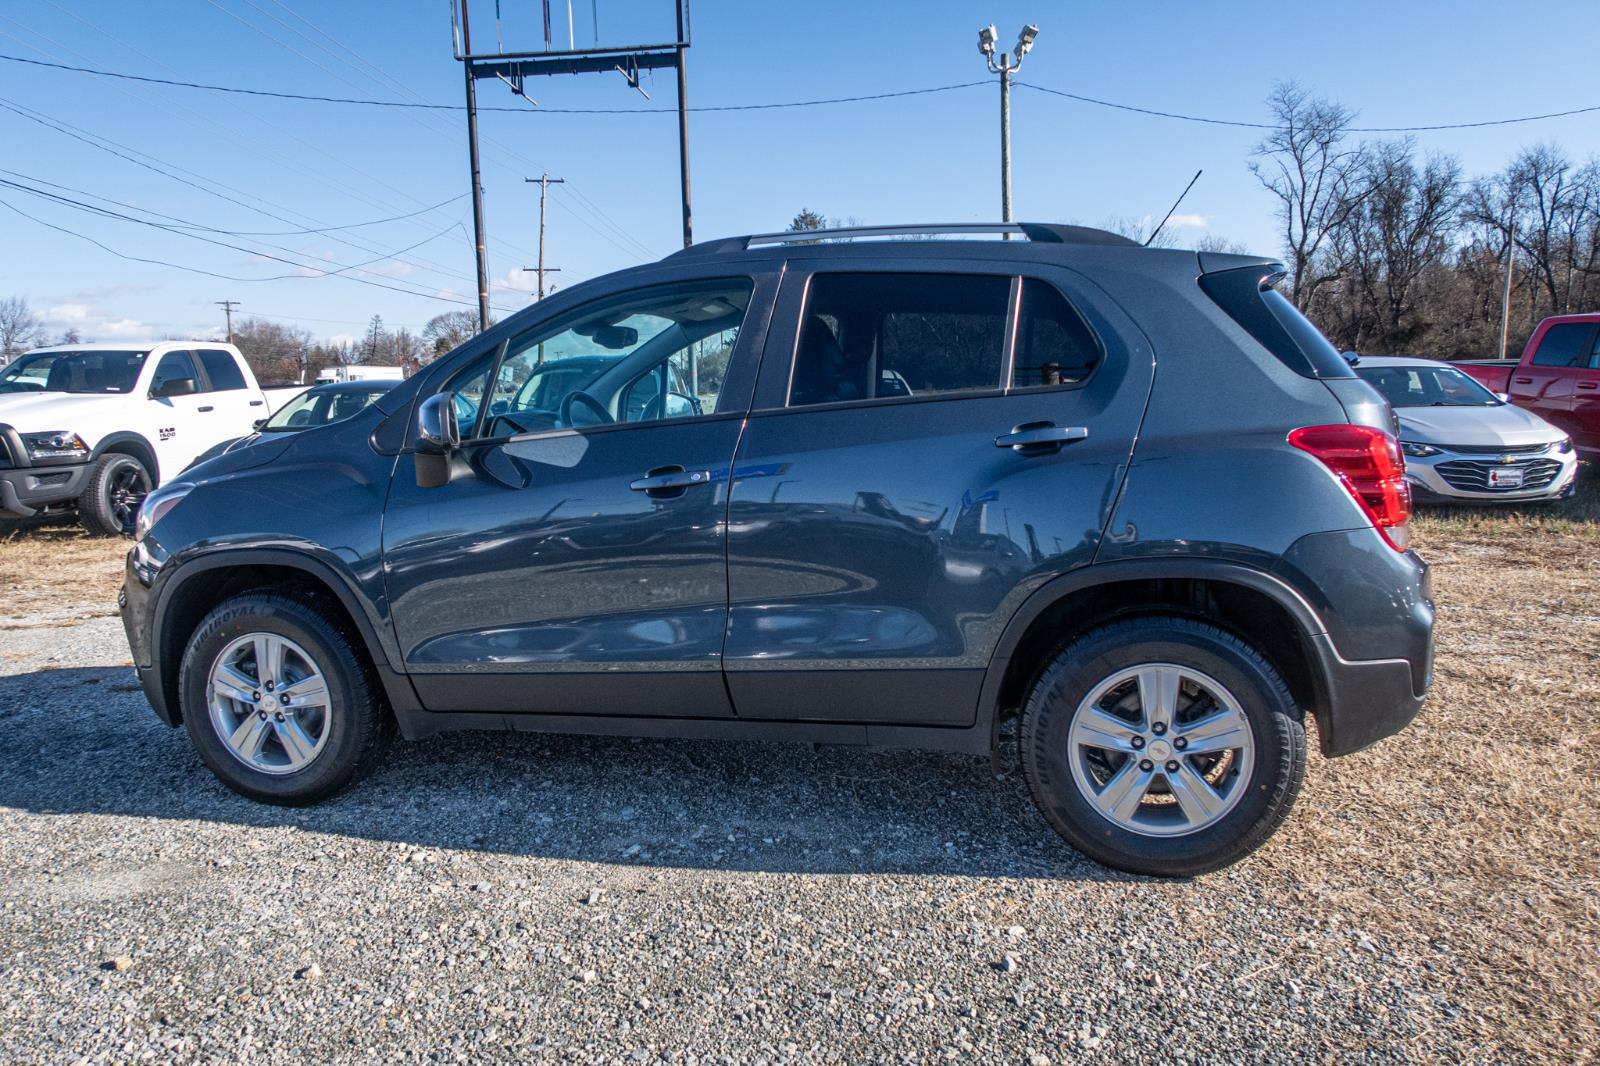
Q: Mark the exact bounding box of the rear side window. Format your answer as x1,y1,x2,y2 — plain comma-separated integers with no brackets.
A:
790,273,1010,407
1013,279,1101,388
1199,266,1356,379
196,349,247,391
1530,323,1597,367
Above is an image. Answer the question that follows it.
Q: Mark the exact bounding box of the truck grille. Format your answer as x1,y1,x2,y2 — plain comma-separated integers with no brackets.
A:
1435,458,1563,492
1440,442,1550,455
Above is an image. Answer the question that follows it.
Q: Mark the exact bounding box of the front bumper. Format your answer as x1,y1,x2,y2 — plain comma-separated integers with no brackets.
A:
0,461,93,518
1403,445,1578,504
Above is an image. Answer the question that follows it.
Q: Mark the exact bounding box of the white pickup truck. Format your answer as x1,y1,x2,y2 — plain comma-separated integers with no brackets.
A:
0,342,307,534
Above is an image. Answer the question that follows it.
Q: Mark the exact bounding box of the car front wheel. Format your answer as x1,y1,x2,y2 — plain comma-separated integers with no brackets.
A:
1020,617,1306,877
179,591,391,805
79,453,151,536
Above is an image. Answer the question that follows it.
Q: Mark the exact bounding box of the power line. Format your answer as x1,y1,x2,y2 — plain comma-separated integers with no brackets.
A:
0,50,989,116
1015,81,1600,133
0,178,518,311
4,50,1598,130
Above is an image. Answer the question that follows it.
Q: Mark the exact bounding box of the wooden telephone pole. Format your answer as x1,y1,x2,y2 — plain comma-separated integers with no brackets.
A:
524,174,564,299
216,300,240,344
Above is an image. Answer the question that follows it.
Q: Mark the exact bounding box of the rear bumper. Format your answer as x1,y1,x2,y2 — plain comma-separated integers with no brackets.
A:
1274,530,1435,757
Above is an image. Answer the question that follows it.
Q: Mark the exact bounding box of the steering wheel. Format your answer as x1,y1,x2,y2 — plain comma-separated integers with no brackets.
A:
560,390,613,427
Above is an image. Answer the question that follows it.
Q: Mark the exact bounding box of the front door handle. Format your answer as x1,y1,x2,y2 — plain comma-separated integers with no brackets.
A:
629,465,713,497
1514,377,1533,384
198,405,215,413
1578,382,1598,390
995,422,1089,453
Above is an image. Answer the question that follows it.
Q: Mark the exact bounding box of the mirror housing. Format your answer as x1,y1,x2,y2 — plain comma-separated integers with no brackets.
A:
251,418,267,431
415,392,460,489
153,376,197,398
417,393,460,454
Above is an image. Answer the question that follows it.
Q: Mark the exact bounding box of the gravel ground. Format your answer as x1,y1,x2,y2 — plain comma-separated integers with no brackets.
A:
0,502,1595,1064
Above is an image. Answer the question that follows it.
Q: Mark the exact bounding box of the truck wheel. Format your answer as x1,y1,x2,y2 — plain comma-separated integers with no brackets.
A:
78,453,151,537
1019,617,1306,877
178,591,392,805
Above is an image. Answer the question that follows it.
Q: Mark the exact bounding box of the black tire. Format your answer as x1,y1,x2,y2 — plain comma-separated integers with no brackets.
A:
179,591,392,805
78,453,151,537
1019,617,1306,877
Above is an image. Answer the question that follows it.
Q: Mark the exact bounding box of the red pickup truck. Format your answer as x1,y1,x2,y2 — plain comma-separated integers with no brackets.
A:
1454,313,1600,458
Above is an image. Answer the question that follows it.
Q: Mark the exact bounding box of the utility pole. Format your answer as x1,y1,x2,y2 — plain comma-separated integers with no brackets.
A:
1499,221,1516,360
459,1,492,332
524,174,565,299
978,23,1039,229
216,300,239,344
674,0,693,247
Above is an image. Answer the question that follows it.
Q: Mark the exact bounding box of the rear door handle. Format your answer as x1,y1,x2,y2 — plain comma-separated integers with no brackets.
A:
995,422,1089,453
1578,382,1598,390
629,465,713,496
197,405,215,413
1514,377,1533,384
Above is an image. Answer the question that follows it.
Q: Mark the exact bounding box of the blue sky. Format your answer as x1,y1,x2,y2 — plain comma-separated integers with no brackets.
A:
1,1,1596,346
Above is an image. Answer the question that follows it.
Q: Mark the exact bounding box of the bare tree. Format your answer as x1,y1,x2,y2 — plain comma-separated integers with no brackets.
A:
231,318,312,384
422,310,479,357
1250,83,1372,309
0,296,46,355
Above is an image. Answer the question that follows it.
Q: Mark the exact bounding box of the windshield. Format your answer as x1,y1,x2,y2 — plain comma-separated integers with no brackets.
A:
264,386,390,431
1356,364,1502,408
0,350,147,394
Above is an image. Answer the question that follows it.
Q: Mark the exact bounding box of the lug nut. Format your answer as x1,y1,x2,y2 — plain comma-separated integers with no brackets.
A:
1138,759,1154,772
252,691,261,701
257,710,268,721
1165,760,1180,773
265,681,275,692
1174,736,1188,750
275,713,285,722
1152,722,1167,736
1130,736,1145,750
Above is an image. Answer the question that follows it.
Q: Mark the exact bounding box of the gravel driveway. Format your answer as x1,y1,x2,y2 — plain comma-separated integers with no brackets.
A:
1,511,1594,1063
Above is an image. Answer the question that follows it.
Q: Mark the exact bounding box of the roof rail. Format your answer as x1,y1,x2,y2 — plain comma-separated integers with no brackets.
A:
665,222,1139,259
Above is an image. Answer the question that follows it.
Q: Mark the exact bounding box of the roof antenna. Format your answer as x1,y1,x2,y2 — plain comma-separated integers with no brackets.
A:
1144,169,1202,247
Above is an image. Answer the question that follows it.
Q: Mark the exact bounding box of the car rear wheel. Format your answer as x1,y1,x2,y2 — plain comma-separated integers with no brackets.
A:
179,591,391,805
1020,617,1306,877
79,453,151,537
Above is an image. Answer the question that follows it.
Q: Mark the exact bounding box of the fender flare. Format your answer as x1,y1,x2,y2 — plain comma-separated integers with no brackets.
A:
91,431,161,483
973,558,1333,743
148,545,419,721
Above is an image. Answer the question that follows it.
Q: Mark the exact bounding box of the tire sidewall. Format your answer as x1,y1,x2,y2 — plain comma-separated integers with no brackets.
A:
180,595,366,804
82,453,150,537
1022,619,1302,876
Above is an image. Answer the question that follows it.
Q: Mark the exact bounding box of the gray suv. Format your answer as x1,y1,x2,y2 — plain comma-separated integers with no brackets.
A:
121,223,1434,876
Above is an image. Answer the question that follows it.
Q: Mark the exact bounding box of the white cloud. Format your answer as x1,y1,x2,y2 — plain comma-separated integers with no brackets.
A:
99,318,151,337
1165,214,1211,229
46,303,92,323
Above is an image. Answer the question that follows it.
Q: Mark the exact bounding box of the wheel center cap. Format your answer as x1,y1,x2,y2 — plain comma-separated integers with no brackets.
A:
261,693,277,709
1147,738,1172,761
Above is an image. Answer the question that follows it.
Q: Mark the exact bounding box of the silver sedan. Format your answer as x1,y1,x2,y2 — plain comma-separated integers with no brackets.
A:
1353,356,1579,504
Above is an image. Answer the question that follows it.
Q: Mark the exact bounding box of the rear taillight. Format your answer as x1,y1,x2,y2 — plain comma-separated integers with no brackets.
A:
1288,424,1412,550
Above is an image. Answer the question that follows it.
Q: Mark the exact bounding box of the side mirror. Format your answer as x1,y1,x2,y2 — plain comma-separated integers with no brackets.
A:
251,418,267,431
153,376,197,398
417,392,460,454
415,392,460,489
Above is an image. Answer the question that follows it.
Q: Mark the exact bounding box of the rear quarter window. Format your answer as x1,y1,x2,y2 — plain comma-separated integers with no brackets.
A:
1199,266,1355,379
197,349,248,391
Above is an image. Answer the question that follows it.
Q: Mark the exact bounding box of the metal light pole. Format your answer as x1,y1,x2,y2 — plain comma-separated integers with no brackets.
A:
978,23,1038,226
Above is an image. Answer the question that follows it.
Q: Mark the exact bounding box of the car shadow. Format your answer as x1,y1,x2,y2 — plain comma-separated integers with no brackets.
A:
0,666,1127,882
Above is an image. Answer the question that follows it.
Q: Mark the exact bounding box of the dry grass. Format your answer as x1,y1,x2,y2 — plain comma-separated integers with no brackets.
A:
0,518,127,627
1255,465,1600,1061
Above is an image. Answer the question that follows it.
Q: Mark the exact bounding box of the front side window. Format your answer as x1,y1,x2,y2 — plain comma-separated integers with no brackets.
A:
149,351,199,395
474,280,752,438
789,273,1010,407
197,349,247,391
1531,323,1597,368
